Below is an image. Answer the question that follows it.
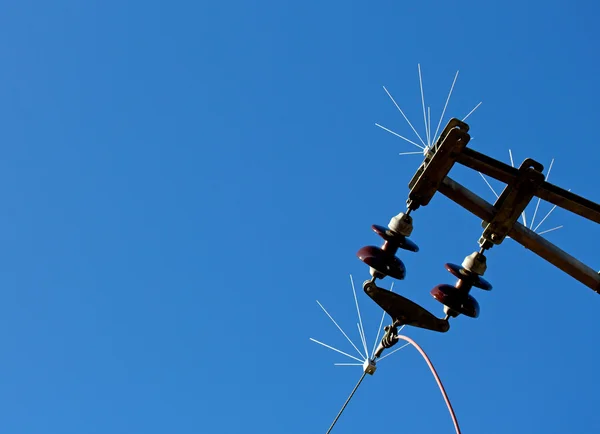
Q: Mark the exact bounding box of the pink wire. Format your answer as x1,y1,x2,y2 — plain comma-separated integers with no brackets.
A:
396,335,461,434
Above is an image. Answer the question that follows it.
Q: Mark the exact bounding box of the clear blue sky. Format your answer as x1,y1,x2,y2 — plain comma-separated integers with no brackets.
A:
0,1,599,433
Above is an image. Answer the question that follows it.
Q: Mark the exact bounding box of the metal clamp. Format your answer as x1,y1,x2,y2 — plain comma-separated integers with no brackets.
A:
479,158,545,247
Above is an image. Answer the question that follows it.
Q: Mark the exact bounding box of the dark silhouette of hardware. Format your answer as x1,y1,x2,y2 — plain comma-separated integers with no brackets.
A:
357,118,600,333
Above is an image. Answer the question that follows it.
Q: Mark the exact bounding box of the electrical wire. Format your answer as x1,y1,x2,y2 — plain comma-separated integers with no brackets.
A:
396,334,461,434
324,335,461,434
325,371,367,434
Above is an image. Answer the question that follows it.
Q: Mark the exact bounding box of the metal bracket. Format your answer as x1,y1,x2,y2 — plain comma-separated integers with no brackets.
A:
406,118,470,211
480,158,545,247
363,280,450,332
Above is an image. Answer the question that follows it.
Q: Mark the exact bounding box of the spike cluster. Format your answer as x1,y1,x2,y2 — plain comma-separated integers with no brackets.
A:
310,276,409,373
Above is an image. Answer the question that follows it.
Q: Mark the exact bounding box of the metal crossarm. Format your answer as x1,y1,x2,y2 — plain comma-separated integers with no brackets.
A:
406,118,600,294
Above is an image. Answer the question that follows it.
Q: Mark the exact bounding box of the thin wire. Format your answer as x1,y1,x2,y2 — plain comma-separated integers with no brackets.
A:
324,334,461,433
325,371,368,434
395,335,462,434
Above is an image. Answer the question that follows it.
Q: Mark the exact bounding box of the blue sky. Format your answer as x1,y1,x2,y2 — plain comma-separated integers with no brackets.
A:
0,1,599,433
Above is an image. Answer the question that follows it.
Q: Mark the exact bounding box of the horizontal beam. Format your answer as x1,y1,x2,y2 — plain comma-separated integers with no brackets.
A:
438,176,600,294
457,147,517,184
456,147,600,224
536,182,600,224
